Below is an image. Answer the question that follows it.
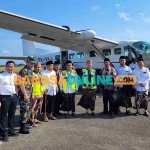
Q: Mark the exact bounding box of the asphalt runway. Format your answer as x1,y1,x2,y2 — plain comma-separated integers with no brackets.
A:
0,93,150,150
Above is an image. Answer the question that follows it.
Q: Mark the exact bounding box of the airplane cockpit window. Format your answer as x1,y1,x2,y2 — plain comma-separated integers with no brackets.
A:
89,51,97,57
77,53,84,58
132,41,150,53
124,45,136,64
114,48,121,55
102,49,111,56
69,53,75,59
55,55,60,61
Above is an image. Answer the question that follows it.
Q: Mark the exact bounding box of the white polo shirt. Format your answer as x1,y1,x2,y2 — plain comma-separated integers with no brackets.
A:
0,71,16,95
41,69,57,96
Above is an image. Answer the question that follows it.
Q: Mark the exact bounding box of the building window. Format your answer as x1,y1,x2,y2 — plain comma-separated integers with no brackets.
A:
69,53,75,59
89,51,97,57
102,49,111,56
77,52,84,58
114,48,121,55
55,55,60,61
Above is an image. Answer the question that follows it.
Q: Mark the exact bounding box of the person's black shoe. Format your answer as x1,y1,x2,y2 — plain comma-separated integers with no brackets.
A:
2,135,9,142
57,112,63,115
19,129,30,134
26,124,33,129
133,106,136,109
114,109,121,114
8,131,19,136
135,111,139,116
126,110,131,115
110,113,114,117
102,111,108,114
19,123,30,134
144,112,149,117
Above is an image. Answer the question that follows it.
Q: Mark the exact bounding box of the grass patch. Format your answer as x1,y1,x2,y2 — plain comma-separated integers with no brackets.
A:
0,66,23,73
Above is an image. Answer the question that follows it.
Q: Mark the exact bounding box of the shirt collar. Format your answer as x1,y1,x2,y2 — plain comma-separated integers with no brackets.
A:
4,70,14,75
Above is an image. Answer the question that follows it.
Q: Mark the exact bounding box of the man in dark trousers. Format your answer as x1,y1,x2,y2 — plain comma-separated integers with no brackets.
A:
54,60,63,116
100,58,117,117
18,56,36,134
0,61,19,142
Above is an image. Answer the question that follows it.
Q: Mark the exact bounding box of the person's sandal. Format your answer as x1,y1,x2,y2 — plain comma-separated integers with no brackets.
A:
84,112,89,117
44,117,48,122
34,119,42,124
33,122,38,127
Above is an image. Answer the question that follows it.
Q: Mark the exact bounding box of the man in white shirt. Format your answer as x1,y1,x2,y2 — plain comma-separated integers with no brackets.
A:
132,58,150,116
115,56,133,115
0,61,19,142
129,58,138,70
41,60,58,120
60,60,78,118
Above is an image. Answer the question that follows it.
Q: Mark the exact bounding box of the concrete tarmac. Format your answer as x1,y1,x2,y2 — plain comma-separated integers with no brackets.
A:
0,93,150,150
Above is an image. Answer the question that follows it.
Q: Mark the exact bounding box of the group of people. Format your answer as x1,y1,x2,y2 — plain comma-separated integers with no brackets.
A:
0,55,150,142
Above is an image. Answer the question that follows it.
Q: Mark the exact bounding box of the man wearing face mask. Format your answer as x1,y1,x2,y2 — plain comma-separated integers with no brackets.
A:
132,58,150,116
18,56,36,134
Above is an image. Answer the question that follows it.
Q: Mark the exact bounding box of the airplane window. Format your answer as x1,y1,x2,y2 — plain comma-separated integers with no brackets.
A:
69,53,75,59
55,55,60,61
77,53,84,58
102,49,111,56
132,41,150,53
114,48,121,55
89,51,97,57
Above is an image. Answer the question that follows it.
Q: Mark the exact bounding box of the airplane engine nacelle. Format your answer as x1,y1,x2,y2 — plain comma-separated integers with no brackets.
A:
75,30,96,40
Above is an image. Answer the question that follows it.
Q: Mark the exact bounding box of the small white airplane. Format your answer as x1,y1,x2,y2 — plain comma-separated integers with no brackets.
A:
0,10,150,71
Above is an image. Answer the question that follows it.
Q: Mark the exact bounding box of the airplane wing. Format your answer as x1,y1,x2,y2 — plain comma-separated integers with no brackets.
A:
0,10,119,57
0,56,27,60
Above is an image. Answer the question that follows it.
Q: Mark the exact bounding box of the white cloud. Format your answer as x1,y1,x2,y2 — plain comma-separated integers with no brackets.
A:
115,4,120,9
92,5,100,10
3,50,10,54
118,12,131,21
139,13,150,23
126,28,135,36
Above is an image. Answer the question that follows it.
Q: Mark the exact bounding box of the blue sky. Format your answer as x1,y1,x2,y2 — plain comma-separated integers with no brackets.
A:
0,0,150,64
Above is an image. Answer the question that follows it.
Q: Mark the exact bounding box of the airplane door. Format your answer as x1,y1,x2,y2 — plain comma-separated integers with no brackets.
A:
124,45,136,65
61,51,68,69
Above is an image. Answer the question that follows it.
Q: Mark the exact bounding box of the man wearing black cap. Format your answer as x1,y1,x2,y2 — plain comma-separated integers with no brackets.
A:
132,58,150,116
129,58,138,70
100,58,117,117
115,56,132,115
18,56,36,134
54,60,62,116
41,60,58,120
60,60,78,118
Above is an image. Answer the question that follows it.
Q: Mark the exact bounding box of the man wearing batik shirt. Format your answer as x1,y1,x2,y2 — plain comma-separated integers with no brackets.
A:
132,58,150,116
18,56,36,134
100,58,117,117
